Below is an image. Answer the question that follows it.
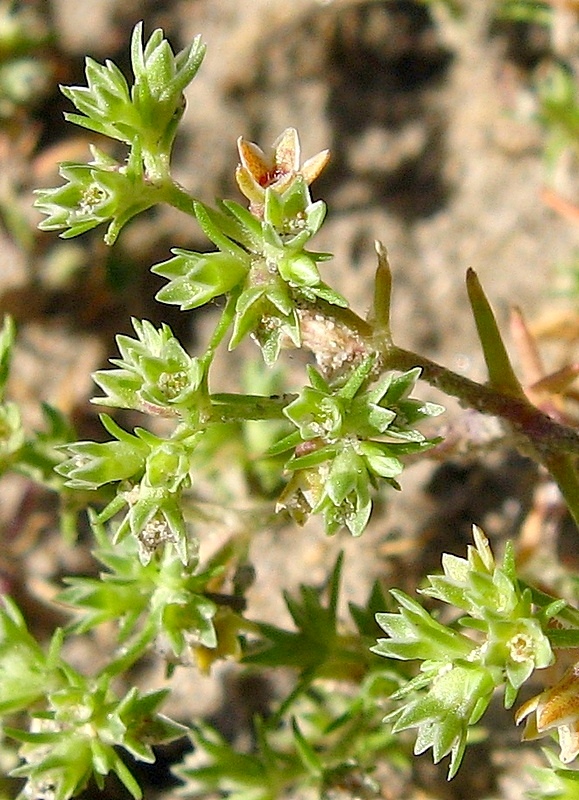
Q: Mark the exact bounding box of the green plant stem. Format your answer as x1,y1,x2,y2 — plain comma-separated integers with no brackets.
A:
383,344,579,527
319,300,579,455
382,344,579,455
210,393,294,423
312,294,579,527
161,179,198,218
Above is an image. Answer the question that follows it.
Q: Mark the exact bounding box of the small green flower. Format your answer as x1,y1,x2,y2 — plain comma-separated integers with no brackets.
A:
115,434,199,564
34,146,162,245
153,225,251,312
8,678,186,800
273,360,442,535
93,318,206,414
55,414,150,490
125,488,188,565
129,23,206,169
229,273,302,366
315,444,374,536
60,22,205,176
384,661,496,780
485,617,553,694
373,529,559,778
12,731,98,800
276,442,395,537
421,527,555,706
35,23,206,244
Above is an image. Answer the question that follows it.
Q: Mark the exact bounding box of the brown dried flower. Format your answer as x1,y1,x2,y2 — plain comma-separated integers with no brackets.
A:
515,662,579,763
235,127,329,216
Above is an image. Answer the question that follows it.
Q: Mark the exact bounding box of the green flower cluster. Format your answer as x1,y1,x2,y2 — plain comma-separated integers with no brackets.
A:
34,146,161,245
60,22,204,153
56,413,200,564
372,528,558,778
153,179,346,365
0,598,184,800
58,511,225,665
34,23,206,244
271,358,442,535
92,318,205,416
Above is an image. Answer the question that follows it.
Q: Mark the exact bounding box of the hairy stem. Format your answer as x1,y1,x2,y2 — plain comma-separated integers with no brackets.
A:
161,179,198,218
308,269,579,526
383,344,579,458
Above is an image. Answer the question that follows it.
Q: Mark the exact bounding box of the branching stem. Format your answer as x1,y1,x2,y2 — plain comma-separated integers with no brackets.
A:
307,268,579,528
161,179,198,218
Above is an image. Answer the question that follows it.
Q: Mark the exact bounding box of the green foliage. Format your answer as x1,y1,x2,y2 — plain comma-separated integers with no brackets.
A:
179,566,405,799
538,64,579,175
7,680,185,800
244,554,382,680
57,510,221,662
493,0,552,24
272,360,442,535
372,528,560,778
1,16,577,800
179,685,401,800
0,596,184,800
527,749,579,800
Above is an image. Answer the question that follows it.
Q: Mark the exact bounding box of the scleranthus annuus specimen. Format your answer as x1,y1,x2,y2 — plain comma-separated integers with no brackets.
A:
1,16,578,800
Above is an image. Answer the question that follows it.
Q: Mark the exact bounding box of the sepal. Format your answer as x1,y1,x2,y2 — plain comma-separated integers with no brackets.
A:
92,318,206,414
55,414,150,489
34,146,160,245
7,677,186,800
